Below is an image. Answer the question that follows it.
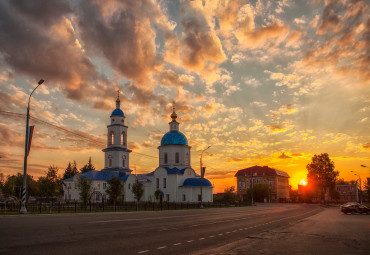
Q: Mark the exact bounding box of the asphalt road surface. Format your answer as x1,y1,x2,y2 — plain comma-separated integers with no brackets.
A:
0,204,366,255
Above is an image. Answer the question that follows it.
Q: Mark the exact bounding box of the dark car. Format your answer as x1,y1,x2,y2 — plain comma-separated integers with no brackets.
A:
341,204,369,214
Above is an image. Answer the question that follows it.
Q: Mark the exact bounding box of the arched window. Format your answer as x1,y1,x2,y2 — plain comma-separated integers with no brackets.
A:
185,152,189,165
164,153,168,164
109,159,112,167
175,152,179,163
121,132,126,146
109,131,114,145
122,159,125,167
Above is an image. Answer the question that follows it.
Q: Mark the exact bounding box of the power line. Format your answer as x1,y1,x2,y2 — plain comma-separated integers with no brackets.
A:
0,110,158,159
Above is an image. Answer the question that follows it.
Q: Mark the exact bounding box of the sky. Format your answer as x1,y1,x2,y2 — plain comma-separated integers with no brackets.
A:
0,0,369,193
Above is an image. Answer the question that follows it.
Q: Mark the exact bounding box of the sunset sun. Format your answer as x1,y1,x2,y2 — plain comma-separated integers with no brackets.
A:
299,179,307,186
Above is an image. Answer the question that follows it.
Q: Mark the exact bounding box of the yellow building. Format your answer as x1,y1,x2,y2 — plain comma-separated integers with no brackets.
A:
235,166,290,202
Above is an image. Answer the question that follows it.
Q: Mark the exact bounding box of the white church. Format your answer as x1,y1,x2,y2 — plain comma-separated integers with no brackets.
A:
63,94,213,203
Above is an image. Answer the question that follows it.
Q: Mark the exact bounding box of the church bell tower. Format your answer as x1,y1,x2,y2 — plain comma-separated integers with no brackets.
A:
102,91,132,174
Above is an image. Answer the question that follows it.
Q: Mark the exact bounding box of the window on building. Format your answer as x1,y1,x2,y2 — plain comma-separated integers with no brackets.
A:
175,152,179,163
166,194,170,201
122,159,125,167
163,178,167,188
128,184,131,190
185,153,189,164
96,183,100,190
164,153,168,164
156,178,159,189
103,183,107,190
182,194,186,201
109,131,114,145
121,132,126,146
198,194,201,201
109,159,112,167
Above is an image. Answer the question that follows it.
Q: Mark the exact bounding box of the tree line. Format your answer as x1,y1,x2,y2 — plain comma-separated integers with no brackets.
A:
0,157,96,201
0,157,145,205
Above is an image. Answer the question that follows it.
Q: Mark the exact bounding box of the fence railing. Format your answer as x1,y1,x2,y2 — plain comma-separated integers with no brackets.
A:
0,201,249,214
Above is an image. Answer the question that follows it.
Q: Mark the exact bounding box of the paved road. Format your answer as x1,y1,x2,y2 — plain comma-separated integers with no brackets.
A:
0,204,322,255
198,206,370,255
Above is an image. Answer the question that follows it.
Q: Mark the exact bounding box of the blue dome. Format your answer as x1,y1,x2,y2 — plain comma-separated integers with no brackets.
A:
111,108,124,116
161,131,188,146
182,178,212,187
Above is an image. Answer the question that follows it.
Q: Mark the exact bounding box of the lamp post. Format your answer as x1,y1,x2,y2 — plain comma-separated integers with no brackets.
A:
200,146,211,208
350,170,361,204
20,79,44,214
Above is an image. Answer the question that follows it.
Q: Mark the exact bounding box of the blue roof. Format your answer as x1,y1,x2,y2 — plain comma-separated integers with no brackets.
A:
146,167,187,176
111,108,124,117
161,131,188,146
182,178,212,187
165,167,186,174
64,170,129,181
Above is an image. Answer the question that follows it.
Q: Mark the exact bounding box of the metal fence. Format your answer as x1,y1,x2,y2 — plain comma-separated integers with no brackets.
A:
0,201,247,214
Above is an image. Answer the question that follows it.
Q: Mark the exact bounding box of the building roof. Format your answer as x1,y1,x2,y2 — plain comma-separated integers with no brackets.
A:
64,170,129,182
161,131,188,146
111,108,124,117
181,178,212,187
234,166,290,178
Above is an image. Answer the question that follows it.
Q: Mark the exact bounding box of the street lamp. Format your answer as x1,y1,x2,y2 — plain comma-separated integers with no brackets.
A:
200,146,211,209
20,79,44,214
350,170,362,204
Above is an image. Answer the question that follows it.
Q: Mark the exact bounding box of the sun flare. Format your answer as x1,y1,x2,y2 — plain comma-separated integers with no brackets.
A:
299,179,307,186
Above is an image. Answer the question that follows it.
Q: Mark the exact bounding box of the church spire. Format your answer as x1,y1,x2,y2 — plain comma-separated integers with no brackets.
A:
171,100,178,122
116,90,120,109
169,101,179,131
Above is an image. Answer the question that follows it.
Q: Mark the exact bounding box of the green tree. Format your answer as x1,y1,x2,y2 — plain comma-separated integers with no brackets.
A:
154,189,161,201
132,179,144,203
77,175,92,205
306,153,339,201
3,173,37,198
223,186,235,204
37,166,62,198
246,183,270,202
63,161,79,180
80,157,96,173
106,176,123,203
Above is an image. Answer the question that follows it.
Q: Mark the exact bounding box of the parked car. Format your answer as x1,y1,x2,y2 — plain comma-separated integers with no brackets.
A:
341,204,369,214
340,202,360,209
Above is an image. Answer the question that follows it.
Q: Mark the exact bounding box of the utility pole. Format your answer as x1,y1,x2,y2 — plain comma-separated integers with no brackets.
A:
200,146,211,208
20,79,44,214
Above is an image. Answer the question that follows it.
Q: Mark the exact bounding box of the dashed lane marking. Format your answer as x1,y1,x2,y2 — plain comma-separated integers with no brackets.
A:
138,250,149,254
187,240,194,243
174,243,182,246
199,238,205,240
157,246,167,250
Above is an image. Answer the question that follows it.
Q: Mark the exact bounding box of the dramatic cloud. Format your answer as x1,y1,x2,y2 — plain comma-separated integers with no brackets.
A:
305,0,370,83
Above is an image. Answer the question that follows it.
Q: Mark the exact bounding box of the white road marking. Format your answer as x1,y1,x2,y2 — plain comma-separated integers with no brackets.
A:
138,250,149,254
157,246,167,250
199,237,205,240
209,235,215,238
187,240,194,243
226,232,231,234
218,233,223,236
174,243,182,246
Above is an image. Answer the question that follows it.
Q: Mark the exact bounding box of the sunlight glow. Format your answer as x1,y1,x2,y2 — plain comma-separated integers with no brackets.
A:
299,179,307,186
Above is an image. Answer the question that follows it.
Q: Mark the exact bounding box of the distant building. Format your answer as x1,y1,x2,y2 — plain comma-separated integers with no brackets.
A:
335,183,358,202
234,166,290,202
